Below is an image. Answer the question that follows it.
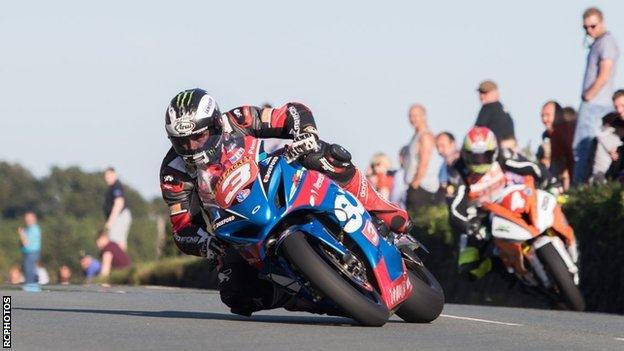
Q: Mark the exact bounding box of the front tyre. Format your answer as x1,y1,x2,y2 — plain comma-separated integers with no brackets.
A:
282,232,390,326
396,263,445,323
536,242,585,311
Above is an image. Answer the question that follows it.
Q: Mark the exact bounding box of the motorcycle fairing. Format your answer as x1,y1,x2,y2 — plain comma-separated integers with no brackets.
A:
212,152,412,310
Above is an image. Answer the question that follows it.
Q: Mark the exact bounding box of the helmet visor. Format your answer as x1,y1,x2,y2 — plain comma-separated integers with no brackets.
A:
465,150,497,166
170,131,211,156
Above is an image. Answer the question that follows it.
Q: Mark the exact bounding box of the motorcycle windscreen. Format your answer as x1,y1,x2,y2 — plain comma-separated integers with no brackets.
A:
490,216,535,241
535,190,557,233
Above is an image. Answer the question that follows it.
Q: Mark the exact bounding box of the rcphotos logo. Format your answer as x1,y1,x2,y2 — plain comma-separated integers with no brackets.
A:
3,296,10,348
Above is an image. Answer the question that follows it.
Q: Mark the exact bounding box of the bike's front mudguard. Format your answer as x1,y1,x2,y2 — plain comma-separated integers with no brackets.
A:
275,218,412,310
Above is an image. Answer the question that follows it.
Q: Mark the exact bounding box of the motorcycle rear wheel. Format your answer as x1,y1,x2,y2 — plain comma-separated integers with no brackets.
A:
536,242,585,311
282,231,390,326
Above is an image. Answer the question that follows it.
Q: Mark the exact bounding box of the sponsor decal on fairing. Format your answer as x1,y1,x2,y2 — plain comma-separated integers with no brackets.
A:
263,157,279,183
362,220,380,246
213,215,235,229
236,189,251,203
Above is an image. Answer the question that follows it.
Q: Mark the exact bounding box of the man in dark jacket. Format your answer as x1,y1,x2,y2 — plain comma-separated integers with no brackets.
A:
475,80,516,149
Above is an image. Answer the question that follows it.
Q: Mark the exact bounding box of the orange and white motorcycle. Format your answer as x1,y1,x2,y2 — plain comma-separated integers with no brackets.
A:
467,167,585,311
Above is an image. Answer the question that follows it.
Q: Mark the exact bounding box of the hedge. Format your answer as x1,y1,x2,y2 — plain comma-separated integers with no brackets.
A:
104,256,218,289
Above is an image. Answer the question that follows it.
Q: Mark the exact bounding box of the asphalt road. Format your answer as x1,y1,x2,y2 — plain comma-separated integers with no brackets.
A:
4,284,624,351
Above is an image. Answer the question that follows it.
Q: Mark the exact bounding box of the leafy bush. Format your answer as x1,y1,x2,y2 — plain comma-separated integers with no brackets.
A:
563,183,624,314
104,257,218,289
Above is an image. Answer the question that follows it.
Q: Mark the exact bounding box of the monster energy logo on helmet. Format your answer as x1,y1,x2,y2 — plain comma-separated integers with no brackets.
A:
176,90,195,108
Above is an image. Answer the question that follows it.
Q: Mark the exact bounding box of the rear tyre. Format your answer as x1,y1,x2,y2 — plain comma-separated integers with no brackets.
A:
396,263,445,323
282,232,390,326
536,242,585,311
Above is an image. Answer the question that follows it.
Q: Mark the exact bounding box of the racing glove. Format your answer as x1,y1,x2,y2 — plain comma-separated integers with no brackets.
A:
202,235,227,271
285,132,319,163
465,208,488,240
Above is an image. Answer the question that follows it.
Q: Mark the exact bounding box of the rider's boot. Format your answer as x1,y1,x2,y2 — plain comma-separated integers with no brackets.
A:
457,233,492,280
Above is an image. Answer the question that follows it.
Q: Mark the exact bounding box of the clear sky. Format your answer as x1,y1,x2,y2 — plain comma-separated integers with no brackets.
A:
1,0,623,198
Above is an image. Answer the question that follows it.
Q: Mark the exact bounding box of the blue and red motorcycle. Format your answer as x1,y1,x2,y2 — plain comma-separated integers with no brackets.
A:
200,135,444,326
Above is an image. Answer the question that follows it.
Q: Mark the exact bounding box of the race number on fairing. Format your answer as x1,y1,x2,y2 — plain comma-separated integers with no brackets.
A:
215,158,259,208
334,194,365,233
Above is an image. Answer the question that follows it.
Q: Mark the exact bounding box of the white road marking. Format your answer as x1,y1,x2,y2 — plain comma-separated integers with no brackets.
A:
615,337,624,341
440,314,523,326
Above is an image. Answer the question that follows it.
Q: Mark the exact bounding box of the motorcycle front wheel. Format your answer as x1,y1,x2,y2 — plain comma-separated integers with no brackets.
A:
282,231,390,326
395,261,445,323
536,242,585,311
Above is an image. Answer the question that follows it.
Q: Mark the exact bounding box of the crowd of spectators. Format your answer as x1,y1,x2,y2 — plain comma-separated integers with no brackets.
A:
366,7,624,208
10,167,134,291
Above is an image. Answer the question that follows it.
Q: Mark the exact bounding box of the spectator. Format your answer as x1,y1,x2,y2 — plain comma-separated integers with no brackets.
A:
435,131,460,192
96,230,131,278
18,211,41,292
563,106,578,123
541,101,556,141
536,141,552,170
80,254,102,283
614,89,624,119
591,113,623,183
404,104,440,211
389,146,410,209
36,263,50,285
8,266,24,285
366,153,395,200
606,91,624,179
544,101,575,190
58,265,72,285
103,167,132,251
475,80,516,148
573,7,619,185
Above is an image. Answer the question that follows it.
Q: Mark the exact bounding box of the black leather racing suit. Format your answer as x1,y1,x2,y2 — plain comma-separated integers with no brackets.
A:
445,149,547,278
446,149,547,234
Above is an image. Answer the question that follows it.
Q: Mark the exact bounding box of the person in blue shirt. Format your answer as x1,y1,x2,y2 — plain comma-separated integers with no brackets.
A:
80,254,101,283
435,131,460,194
18,212,42,292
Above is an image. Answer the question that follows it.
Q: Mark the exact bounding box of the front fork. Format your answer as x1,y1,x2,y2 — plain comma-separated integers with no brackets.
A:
528,234,580,287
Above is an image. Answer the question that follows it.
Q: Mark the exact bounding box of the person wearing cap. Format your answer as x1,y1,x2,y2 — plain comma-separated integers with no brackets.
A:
475,80,516,149
573,7,619,185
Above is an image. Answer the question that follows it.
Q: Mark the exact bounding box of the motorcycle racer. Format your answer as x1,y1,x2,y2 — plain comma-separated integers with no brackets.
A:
159,88,417,315
445,126,548,279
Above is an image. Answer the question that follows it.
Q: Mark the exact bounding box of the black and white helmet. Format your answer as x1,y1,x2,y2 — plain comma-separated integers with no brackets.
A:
165,89,222,166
